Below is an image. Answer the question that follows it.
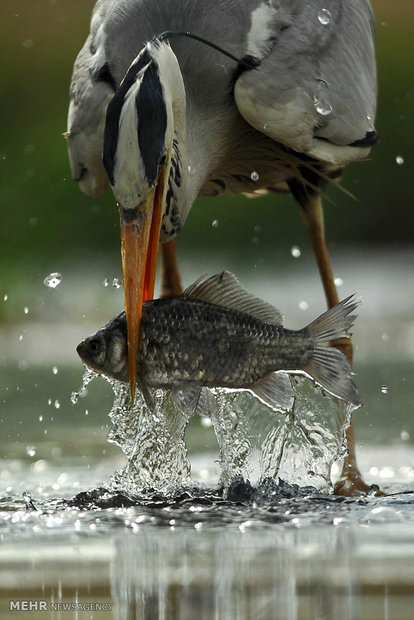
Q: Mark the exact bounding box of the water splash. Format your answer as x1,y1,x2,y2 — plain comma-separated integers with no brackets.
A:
70,366,98,404
209,389,252,487
70,365,357,495
106,381,192,494
259,378,355,490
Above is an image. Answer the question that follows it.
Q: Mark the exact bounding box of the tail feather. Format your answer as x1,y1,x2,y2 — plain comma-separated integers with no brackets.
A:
305,296,361,406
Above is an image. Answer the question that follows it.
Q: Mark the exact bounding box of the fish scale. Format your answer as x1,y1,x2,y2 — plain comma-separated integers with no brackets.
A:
77,271,361,413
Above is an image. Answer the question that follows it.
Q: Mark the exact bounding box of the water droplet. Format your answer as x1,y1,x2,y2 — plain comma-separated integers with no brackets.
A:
366,115,372,121
396,155,404,166
85,409,89,416
212,219,219,228
3,294,8,301
299,300,309,311
25,445,36,457
24,306,29,315
250,171,259,182
22,38,34,48
112,278,121,289
18,360,29,371
315,97,332,116
24,144,34,154
381,333,389,342
334,277,343,287
314,81,332,117
38,415,43,422
381,385,389,394
201,416,213,428
290,245,301,258
43,272,62,288
317,8,331,25
401,430,410,441
54,400,60,409
103,278,109,287
28,217,38,227
52,366,58,375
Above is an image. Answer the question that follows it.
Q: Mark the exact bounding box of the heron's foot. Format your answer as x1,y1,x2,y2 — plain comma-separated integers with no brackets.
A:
334,468,385,497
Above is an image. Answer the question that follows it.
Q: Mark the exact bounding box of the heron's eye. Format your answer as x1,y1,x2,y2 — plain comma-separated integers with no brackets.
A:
88,338,102,356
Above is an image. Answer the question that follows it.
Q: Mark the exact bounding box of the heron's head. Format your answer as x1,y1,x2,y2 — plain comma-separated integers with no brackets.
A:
102,38,186,398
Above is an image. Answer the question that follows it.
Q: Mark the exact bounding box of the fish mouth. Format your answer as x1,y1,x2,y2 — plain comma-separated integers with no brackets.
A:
76,339,97,370
119,166,167,400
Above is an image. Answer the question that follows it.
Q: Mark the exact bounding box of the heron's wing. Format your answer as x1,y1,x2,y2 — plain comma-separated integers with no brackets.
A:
66,0,115,197
234,0,377,166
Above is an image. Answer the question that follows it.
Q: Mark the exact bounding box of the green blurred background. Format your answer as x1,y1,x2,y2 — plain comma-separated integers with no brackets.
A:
0,0,413,285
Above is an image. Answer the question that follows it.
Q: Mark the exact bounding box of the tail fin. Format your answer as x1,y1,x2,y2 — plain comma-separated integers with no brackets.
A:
306,295,359,342
305,296,361,406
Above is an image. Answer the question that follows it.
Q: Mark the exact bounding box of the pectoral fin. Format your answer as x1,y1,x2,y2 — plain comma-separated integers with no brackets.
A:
250,372,294,412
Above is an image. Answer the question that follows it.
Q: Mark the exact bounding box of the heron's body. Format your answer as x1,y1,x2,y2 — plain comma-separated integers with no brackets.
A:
68,0,376,213
67,0,378,495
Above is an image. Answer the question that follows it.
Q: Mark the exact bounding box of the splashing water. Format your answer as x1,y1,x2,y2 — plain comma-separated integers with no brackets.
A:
71,368,355,495
107,387,192,494
260,378,355,490
209,389,253,487
70,366,99,404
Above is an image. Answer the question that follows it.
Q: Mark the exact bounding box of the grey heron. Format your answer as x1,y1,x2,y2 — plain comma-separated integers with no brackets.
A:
66,0,378,495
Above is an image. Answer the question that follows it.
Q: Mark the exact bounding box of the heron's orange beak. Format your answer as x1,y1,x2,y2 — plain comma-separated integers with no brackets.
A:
119,168,166,401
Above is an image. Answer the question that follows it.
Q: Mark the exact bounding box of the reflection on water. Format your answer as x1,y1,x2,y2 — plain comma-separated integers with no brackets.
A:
111,524,414,620
1,477,414,619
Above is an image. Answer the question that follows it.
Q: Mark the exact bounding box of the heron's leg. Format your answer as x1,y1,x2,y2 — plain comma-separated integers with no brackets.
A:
160,239,183,298
290,188,380,496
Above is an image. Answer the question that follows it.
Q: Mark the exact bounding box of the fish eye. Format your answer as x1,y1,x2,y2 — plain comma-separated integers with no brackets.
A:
87,338,102,356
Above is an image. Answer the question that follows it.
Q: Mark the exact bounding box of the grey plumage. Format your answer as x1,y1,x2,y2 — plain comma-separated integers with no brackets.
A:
67,0,377,215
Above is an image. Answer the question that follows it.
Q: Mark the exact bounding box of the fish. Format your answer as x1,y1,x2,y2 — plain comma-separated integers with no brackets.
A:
76,271,361,415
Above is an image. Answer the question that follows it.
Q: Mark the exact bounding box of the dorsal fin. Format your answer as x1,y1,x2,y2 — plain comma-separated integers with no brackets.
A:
183,271,283,325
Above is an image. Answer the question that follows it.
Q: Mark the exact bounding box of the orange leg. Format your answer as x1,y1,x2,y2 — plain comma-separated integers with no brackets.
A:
160,239,183,298
298,192,381,496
